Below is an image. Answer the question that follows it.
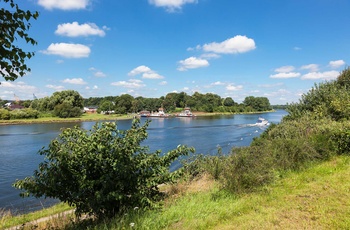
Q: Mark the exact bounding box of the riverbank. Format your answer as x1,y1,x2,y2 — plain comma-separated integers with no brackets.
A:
2,155,350,229
0,110,275,126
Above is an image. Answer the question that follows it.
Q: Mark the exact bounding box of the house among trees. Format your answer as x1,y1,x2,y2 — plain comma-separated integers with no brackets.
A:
83,106,98,114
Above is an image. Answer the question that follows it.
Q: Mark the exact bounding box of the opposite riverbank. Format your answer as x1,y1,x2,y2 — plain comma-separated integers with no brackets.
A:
0,110,275,126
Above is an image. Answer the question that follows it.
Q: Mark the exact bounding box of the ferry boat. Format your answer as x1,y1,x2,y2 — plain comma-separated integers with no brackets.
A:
176,107,195,117
148,108,170,118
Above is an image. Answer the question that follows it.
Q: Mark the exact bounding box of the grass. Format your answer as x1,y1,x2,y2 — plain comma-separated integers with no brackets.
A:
0,113,134,125
0,202,72,229
133,155,350,230
5,155,350,229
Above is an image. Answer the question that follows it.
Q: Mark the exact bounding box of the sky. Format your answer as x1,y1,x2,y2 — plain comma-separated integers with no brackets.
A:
0,0,349,105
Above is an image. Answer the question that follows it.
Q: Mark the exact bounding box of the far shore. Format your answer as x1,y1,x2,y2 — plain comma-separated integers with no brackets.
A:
0,110,275,126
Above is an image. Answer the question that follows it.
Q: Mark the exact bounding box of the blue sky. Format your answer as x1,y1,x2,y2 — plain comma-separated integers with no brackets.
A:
1,0,349,104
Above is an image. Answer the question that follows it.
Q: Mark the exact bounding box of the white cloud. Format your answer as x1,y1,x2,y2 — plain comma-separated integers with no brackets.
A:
42,43,91,58
38,0,90,10
142,72,164,79
159,81,167,85
293,47,302,51
226,84,243,91
1,81,36,91
329,60,345,69
111,79,145,88
94,71,106,77
275,66,295,73
148,0,197,12
177,56,209,71
300,64,319,72
128,65,152,76
93,85,98,89
301,71,339,80
55,22,106,37
270,72,301,79
202,35,256,54
211,81,225,86
128,65,164,79
62,78,87,85
46,84,65,91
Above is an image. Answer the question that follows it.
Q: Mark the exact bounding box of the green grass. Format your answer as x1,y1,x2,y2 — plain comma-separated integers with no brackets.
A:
0,113,133,125
3,156,350,229
0,202,72,229
69,155,350,230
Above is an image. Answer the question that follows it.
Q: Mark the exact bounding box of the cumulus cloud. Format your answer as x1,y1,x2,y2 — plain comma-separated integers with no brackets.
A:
42,43,91,58
201,35,256,54
111,79,145,88
148,0,197,12
300,64,319,72
226,84,243,91
301,70,339,80
38,0,90,10
270,65,301,79
55,22,107,37
270,72,301,79
46,84,65,91
275,66,295,73
62,78,87,85
211,81,225,86
0,81,38,100
1,81,36,90
177,57,209,71
329,60,345,69
128,65,164,79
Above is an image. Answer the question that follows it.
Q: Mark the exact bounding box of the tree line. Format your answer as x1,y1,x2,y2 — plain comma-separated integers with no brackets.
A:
1,91,272,119
84,92,272,114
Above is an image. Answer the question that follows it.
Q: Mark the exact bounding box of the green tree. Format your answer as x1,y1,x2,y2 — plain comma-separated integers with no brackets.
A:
223,97,235,107
50,90,84,109
53,102,82,118
14,119,194,218
0,0,39,82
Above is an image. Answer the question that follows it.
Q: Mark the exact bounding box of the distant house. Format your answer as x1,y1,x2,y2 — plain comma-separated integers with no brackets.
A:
5,102,24,110
83,106,98,114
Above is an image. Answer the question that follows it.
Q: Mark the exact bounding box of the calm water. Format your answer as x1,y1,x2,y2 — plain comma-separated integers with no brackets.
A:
0,110,287,214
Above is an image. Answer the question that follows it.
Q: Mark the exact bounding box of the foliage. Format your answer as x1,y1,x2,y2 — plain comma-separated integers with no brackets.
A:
285,67,350,121
9,108,39,119
31,90,84,117
243,96,272,111
13,119,194,218
0,0,39,82
53,102,82,118
0,108,10,120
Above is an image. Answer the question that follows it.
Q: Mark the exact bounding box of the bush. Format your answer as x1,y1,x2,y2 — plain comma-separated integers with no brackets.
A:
13,119,194,218
9,108,39,119
0,108,10,120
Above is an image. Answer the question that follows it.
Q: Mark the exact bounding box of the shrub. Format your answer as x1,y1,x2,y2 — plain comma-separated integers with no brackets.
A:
13,119,194,218
221,146,275,193
9,108,39,119
0,108,10,120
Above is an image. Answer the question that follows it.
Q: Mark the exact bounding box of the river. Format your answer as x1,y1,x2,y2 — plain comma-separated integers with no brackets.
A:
0,110,287,214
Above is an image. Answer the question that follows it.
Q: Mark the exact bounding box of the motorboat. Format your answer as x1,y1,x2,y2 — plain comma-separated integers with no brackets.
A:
256,117,269,126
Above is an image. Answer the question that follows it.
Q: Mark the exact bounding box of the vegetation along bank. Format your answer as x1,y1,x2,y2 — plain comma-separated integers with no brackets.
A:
2,68,350,229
